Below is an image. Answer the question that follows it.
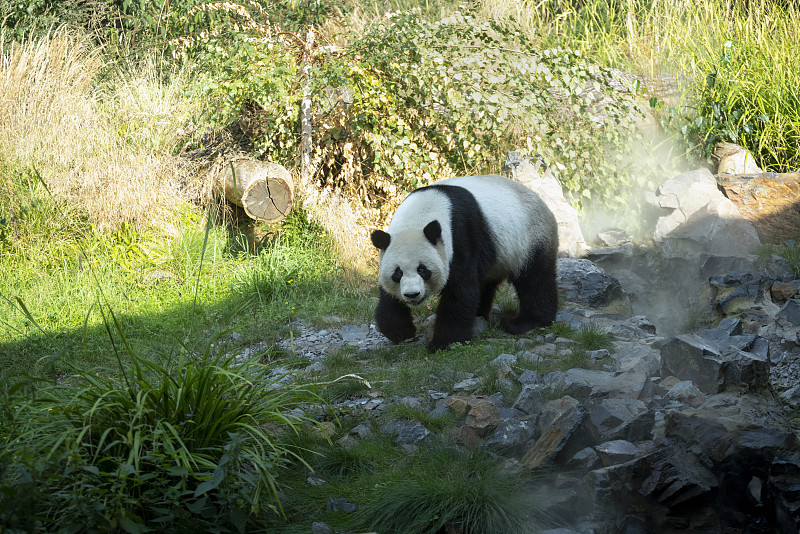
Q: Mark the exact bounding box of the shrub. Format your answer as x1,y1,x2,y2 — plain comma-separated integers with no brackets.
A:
0,323,323,531
181,4,645,222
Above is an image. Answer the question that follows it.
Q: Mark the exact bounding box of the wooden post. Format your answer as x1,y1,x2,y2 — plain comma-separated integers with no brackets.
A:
300,25,315,190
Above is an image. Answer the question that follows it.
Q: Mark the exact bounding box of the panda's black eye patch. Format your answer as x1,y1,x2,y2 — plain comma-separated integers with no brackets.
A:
391,267,403,283
417,264,431,281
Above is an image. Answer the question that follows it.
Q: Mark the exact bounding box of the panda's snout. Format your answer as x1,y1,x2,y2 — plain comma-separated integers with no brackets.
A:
403,290,421,299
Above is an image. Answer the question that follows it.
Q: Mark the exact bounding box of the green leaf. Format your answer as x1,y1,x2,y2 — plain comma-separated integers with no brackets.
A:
194,467,225,497
120,517,150,534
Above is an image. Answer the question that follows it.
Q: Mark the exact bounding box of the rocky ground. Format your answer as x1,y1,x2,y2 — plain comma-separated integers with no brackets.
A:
268,248,800,534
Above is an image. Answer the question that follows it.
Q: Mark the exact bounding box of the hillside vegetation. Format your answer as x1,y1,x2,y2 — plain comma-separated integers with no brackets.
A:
1,0,799,531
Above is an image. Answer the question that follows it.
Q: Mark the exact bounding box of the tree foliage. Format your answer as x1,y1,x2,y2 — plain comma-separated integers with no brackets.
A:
183,5,644,220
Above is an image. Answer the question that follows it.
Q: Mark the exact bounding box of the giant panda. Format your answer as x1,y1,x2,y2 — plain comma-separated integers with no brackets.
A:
370,174,559,352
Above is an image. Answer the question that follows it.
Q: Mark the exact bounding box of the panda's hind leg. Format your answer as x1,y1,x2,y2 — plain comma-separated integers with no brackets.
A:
375,287,416,343
502,252,558,334
477,279,501,320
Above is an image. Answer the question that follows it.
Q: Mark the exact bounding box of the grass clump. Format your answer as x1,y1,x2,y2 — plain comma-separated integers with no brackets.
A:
352,445,536,534
0,325,322,532
382,403,459,434
572,323,615,353
0,28,199,233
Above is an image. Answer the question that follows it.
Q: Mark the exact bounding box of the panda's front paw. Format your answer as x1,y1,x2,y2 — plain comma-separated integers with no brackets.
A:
380,320,416,344
501,316,551,335
375,288,416,343
426,338,452,353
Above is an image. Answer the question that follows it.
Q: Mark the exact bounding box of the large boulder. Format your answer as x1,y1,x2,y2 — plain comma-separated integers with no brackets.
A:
717,171,800,244
557,258,630,314
647,168,761,257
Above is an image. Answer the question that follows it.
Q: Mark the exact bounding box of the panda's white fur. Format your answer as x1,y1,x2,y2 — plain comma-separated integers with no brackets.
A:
372,174,559,352
443,175,554,279
376,187,451,306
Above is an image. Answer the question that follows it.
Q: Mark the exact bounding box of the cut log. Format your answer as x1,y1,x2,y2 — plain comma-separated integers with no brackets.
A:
215,159,294,222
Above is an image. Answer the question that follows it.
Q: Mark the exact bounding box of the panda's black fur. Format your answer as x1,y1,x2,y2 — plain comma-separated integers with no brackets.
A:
371,175,559,352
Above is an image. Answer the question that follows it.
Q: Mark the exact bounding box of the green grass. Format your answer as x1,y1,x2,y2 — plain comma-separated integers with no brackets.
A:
381,403,460,433
572,323,615,353
351,445,539,533
0,165,373,387
0,324,324,531
758,241,800,278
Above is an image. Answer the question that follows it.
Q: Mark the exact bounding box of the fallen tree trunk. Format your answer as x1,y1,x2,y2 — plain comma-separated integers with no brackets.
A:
215,159,294,222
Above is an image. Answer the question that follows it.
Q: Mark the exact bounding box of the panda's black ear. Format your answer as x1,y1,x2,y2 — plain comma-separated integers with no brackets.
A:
371,229,391,250
423,220,442,246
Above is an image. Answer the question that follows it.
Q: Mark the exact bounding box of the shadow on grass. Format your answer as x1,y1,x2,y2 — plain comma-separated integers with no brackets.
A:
0,290,267,387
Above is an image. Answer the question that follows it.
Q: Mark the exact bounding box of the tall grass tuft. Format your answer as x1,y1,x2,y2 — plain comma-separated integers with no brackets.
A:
632,0,800,170
0,314,323,531
353,445,536,533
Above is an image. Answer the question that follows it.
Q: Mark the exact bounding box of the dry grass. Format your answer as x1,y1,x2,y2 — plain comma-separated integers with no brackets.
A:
0,29,200,233
300,183,376,272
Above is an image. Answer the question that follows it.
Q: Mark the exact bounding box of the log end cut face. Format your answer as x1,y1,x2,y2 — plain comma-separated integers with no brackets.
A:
242,178,293,222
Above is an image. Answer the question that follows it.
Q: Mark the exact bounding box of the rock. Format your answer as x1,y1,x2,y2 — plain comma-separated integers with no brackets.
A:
453,424,482,448
664,410,798,465
381,420,431,445
611,342,662,376
714,142,763,175
649,168,761,257
700,253,796,281
603,409,656,443
445,395,472,416
485,416,537,454
767,454,800,532
710,272,775,315
565,446,602,470
594,439,641,466
503,151,587,257
557,258,630,312
660,333,770,394
518,369,543,385
585,348,610,360
311,522,335,534
512,384,544,415
716,172,800,244
588,447,719,530
464,397,503,435
338,323,369,343
592,370,651,401
326,497,358,513
453,376,481,393
589,398,649,437
538,396,581,430
489,353,517,367
522,405,600,468
595,228,631,247
665,380,707,408
771,282,798,301
777,299,800,326
780,384,800,408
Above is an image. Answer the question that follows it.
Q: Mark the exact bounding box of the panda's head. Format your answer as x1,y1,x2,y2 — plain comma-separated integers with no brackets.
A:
371,220,449,306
